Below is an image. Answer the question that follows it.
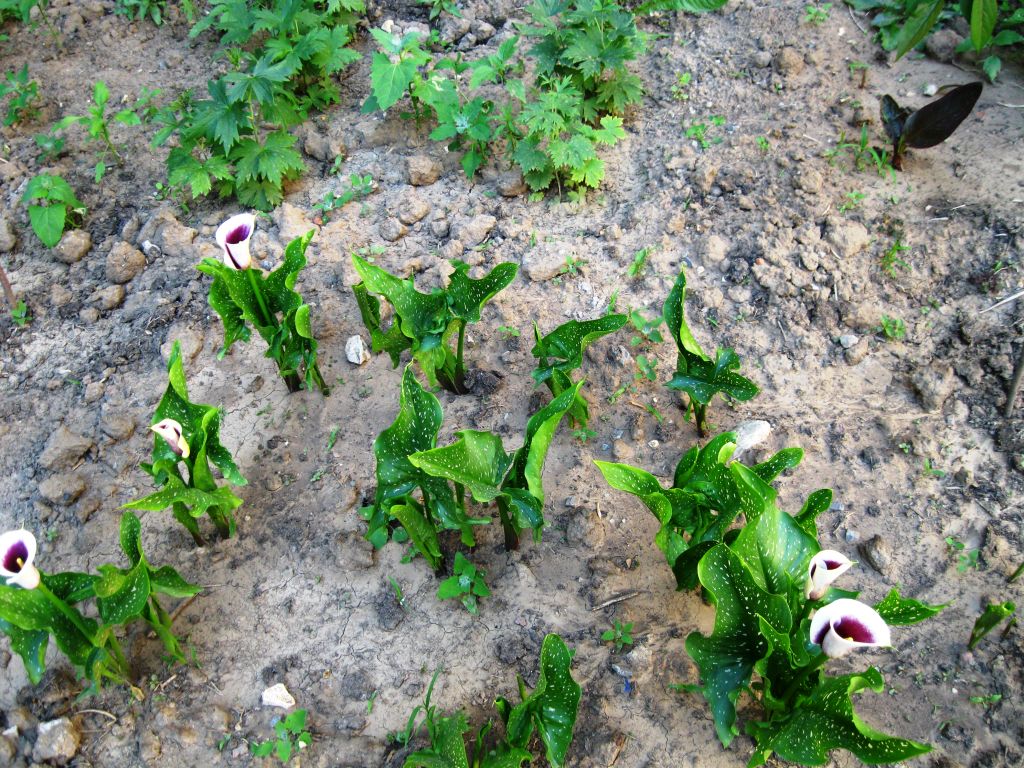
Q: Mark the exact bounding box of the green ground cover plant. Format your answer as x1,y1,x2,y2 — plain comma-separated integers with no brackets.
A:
352,256,517,393
401,633,581,767
0,63,39,126
0,515,200,696
21,173,86,248
124,340,247,544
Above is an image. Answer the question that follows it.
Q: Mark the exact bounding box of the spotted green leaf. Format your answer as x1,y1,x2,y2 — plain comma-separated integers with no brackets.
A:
685,544,792,747
410,431,514,503
874,588,945,626
404,711,472,768
746,668,931,766
0,619,48,683
95,561,151,625
496,634,581,767
447,261,519,323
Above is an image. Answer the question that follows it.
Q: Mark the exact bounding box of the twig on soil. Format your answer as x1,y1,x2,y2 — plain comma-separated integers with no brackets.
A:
591,590,647,612
1005,343,1024,417
168,594,199,624
980,288,1024,314
847,7,868,34
77,709,117,722
996,103,1024,109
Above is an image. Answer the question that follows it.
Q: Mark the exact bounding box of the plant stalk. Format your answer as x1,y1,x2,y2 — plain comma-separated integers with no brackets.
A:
0,261,17,308
778,653,828,707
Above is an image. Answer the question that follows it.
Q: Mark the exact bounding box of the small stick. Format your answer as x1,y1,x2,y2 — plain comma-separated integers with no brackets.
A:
980,288,1024,314
591,590,646,612
169,594,199,624
1005,343,1024,418
77,709,117,722
847,6,868,34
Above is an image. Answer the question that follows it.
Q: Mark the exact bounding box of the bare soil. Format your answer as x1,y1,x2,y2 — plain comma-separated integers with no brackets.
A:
1,1,1023,767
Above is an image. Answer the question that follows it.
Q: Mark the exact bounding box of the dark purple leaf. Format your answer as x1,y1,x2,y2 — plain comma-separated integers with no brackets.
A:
902,82,983,149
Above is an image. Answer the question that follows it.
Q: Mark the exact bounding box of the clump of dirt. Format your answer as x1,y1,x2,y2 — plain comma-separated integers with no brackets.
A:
1,1,1022,766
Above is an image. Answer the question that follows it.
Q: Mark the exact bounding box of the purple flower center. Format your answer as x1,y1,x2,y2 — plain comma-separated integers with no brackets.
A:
824,559,844,570
226,224,251,245
3,540,28,573
832,616,877,643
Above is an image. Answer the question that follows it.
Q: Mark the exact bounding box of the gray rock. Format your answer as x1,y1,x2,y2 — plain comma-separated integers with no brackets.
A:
700,234,729,265
33,717,80,765
825,218,871,258
397,194,431,225
838,333,859,349
39,427,93,471
455,215,496,248
101,411,135,442
0,216,16,252
53,230,92,264
795,167,823,194
345,335,370,365
79,307,100,324
304,131,334,162
408,155,442,186
523,243,569,282
430,219,450,238
50,284,72,308
38,474,86,506
774,47,804,75
925,28,963,62
83,381,105,404
496,170,527,197
859,535,895,580
90,284,126,311
150,212,196,259
105,241,147,284
691,159,718,194
470,20,496,41
912,364,956,412
379,218,408,242
439,14,471,44
751,50,773,68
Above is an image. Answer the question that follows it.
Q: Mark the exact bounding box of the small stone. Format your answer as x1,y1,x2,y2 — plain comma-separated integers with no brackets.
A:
379,218,408,241
795,167,823,194
455,215,496,248
911,364,956,412
750,50,772,68
39,426,93,471
924,28,962,62
523,243,570,282
496,170,528,197
859,535,894,579
691,159,718,194
799,251,819,271
53,229,92,264
397,194,430,225
430,219,450,238
91,284,126,310
700,234,729,265
79,307,100,324
50,284,73,308
774,47,804,75
470,19,496,40
825,218,871,258
845,344,868,365
101,411,135,442
262,683,296,709
105,241,147,284
0,216,16,252
731,420,771,460
612,439,635,461
33,717,81,765
408,155,442,186
345,335,370,365
838,333,859,349
161,325,204,362
922,83,938,97
83,381,105,404
439,14,471,43
274,202,317,244
38,474,86,505
304,131,333,162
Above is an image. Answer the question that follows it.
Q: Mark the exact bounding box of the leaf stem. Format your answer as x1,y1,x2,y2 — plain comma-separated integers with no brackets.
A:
455,319,467,389
246,268,274,328
778,653,827,707
36,579,98,647
0,261,18,307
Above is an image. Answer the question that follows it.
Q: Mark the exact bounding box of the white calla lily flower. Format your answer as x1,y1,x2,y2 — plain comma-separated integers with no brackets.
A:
151,418,190,459
810,598,891,658
805,549,854,600
0,529,40,590
215,213,256,270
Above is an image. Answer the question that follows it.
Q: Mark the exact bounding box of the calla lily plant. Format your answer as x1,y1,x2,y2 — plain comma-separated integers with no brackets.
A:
199,217,328,395
0,516,199,696
124,341,246,544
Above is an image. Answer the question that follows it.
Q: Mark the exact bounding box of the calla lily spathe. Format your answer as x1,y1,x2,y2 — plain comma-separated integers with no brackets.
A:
810,598,891,659
805,549,854,600
151,418,190,459
0,529,40,590
215,213,256,270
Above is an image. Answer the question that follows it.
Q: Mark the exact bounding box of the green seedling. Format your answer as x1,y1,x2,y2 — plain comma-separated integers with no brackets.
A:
313,174,373,221
437,552,490,614
944,537,979,572
685,116,726,149
200,223,328,394
498,325,520,338
124,341,247,544
969,693,1002,706
0,64,40,126
881,238,910,277
628,246,652,278
967,600,1016,650
572,427,596,442
51,81,157,182
353,256,517,393
602,620,634,652
470,37,520,87
628,308,664,347
33,131,64,161
922,458,946,479
0,514,200,696
10,300,29,326
803,2,831,24
838,190,866,213
21,174,86,248
879,315,906,341
418,0,461,20
558,255,586,278
115,0,167,24
756,135,770,153
597,430,806,590
389,577,408,610
403,634,581,768
251,709,312,763
672,71,692,101
531,313,628,427
664,268,759,436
